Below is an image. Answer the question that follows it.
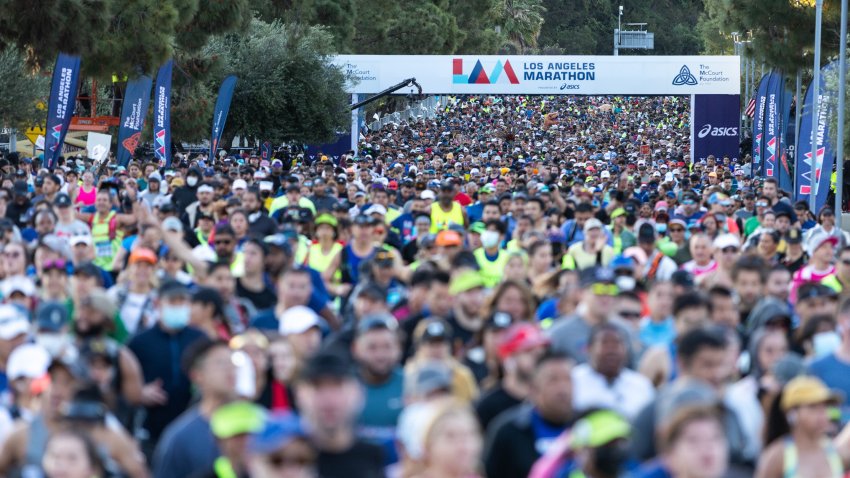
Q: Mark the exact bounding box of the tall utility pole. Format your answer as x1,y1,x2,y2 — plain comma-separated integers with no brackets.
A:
614,5,623,56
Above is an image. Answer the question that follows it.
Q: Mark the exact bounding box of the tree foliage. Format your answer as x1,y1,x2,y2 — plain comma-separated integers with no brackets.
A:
697,0,842,72
538,0,704,55
498,0,547,53
202,20,350,145
0,49,49,130
0,0,253,78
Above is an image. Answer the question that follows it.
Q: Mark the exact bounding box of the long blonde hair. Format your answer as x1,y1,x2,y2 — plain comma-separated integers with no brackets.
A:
401,399,481,478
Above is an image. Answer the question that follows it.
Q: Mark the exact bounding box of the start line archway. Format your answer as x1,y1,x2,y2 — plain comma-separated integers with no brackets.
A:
333,55,741,164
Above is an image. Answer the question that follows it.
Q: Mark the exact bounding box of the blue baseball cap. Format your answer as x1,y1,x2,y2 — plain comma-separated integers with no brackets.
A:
248,413,307,454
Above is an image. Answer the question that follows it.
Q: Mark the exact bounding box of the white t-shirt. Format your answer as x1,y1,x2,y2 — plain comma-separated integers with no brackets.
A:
571,363,655,419
118,292,149,335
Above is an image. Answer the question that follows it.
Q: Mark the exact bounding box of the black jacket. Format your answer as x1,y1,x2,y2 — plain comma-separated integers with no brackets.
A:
128,325,206,444
171,185,199,213
248,211,277,237
484,403,569,478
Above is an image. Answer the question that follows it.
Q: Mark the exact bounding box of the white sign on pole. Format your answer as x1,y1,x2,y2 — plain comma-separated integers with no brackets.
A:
333,55,740,95
35,135,45,150
86,132,112,161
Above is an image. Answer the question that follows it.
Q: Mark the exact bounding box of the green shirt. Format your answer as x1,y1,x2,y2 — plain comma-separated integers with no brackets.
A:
744,216,761,237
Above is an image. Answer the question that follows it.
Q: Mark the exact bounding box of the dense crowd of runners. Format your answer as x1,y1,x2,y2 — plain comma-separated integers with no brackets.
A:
0,94,848,478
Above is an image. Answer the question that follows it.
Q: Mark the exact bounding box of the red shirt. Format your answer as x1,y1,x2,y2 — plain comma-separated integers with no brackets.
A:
454,192,473,206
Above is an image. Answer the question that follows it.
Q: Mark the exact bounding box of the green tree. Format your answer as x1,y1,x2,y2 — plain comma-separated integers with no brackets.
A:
450,0,503,54
351,0,461,54
257,0,357,52
538,0,704,55
498,0,546,53
0,48,49,129
203,20,349,144
698,0,843,72
0,0,254,78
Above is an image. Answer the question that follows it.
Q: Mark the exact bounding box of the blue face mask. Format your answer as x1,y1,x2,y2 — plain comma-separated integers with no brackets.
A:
161,305,191,330
656,223,667,234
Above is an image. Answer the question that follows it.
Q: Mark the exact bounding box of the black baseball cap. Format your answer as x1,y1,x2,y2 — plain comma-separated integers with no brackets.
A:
417,319,451,343
159,280,190,299
36,301,69,332
54,193,72,208
358,282,387,302
356,313,398,336
671,270,695,289
73,261,102,279
797,283,837,302
13,181,27,196
579,266,616,287
264,234,293,256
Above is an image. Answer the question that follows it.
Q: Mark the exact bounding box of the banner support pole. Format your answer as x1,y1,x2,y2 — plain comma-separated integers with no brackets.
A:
351,94,359,155
794,69,802,199
810,0,824,212
835,0,847,225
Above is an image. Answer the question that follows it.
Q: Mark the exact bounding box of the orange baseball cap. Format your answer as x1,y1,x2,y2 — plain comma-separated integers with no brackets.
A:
129,248,158,265
435,230,462,247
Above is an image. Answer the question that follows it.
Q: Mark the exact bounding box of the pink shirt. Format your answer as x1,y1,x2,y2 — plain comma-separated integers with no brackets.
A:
791,264,836,303
76,185,97,206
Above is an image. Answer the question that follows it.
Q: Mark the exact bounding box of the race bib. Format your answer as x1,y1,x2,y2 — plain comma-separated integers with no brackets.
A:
95,241,112,258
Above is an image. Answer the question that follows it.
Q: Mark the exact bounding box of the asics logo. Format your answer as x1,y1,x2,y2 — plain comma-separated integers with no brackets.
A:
698,124,738,138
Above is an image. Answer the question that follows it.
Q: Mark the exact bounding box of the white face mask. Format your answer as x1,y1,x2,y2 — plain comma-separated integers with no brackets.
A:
186,176,198,187
813,331,841,359
481,230,500,249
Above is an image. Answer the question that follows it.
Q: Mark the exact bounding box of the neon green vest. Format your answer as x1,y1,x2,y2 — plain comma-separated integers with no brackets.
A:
92,211,117,271
474,247,509,287
196,228,210,246
308,242,342,280
430,202,464,233
562,253,576,270
213,457,238,478
612,234,623,254
822,274,843,293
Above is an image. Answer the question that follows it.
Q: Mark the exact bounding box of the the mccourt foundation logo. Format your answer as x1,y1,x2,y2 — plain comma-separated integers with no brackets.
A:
453,58,519,85
672,65,698,86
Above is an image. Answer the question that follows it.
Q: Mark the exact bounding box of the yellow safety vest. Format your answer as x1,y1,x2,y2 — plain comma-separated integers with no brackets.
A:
295,235,309,265
213,457,237,478
822,274,843,293
386,206,401,224
474,248,509,288
92,211,118,271
308,242,342,278
195,228,210,246
430,202,464,233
